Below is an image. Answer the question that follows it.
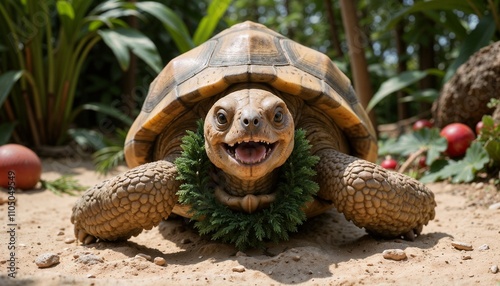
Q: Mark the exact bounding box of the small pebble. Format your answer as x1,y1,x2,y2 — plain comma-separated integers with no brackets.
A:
490,265,499,274
451,241,473,251
478,244,489,251
489,202,500,210
154,257,166,266
35,253,60,268
181,238,192,244
64,237,76,244
461,255,472,260
135,253,151,261
75,254,103,265
232,266,246,273
292,255,301,262
57,231,64,236
87,274,96,278
382,249,407,261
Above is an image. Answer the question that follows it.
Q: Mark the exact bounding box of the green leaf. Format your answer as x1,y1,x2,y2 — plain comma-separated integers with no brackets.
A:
0,123,16,145
56,1,75,20
41,175,86,196
0,70,23,108
367,70,429,112
89,0,122,15
400,89,439,104
443,14,496,82
420,141,489,183
377,137,398,156
386,128,447,165
135,1,194,53
92,145,125,174
193,0,231,46
484,140,500,164
68,128,107,150
98,28,162,73
57,1,76,39
386,0,477,30
79,102,133,126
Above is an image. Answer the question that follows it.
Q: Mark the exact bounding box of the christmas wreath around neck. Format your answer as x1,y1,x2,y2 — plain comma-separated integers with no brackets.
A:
175,120,319,250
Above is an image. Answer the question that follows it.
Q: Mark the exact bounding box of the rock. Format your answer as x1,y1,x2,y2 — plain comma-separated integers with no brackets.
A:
478,244,489,251
154,257,166,266
489,202,500,210
75,254,103,265
135,253,151,261
64,237,76,244
382,249,407,261
87,274,96,278
292,255,301,262
461,255,472,260
232,265,246,273
451,241,473,251
490,265,499,274
35,253,60,268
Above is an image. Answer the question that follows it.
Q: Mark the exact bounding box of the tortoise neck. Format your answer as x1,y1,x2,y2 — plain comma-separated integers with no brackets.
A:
213,168,279,197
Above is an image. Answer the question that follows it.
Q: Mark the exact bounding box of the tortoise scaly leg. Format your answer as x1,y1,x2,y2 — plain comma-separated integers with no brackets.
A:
71,160,180,244
315,149,436,240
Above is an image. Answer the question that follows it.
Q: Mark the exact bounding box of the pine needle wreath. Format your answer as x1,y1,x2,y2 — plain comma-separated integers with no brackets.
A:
175,120,319,250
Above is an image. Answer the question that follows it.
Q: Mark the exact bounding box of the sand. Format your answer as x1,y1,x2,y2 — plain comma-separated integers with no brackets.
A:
1,158,499,285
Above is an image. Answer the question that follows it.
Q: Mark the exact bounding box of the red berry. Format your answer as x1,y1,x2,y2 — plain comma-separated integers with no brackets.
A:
0,144,42,190
381,157,398,170
418,156,427,168
413,119,433,131
440,123,475,158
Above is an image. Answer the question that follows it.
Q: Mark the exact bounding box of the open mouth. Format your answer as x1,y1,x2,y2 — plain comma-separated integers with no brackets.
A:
224,140,276,165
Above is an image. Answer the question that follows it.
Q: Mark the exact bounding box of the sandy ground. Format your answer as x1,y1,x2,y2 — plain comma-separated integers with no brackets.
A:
1,158,499,286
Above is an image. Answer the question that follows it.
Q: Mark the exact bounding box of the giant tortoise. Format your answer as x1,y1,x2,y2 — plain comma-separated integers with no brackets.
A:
71,21,436,249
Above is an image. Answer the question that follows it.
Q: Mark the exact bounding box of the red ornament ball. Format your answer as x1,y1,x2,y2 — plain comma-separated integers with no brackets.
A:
0,144,42,190
380,157,398,170
412,119,433,131
439,123,475,158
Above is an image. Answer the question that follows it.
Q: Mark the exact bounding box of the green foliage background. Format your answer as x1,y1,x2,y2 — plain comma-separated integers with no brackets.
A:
1,0,498,173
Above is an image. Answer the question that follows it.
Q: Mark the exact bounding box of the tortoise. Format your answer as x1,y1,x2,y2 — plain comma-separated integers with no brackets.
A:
71,21,436,248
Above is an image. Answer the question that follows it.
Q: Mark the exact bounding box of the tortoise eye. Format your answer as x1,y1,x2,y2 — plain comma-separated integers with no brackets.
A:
274,109,284,124
216,110,228,125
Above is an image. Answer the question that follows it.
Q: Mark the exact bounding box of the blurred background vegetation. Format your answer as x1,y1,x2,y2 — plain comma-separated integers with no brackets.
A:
1,0,498,172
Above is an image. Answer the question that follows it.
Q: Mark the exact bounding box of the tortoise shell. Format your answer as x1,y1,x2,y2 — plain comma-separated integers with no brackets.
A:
125,21,377,167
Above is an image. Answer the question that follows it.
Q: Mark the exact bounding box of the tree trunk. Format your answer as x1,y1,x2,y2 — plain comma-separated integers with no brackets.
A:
395,5,408,134
418,38,435,114
339,0,376,127
323,0,344,57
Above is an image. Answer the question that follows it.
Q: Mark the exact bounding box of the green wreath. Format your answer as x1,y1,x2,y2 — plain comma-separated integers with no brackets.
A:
175,120,319,250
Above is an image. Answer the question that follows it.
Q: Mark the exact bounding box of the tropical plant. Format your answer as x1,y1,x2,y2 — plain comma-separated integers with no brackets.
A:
70,0,232,173
368,0,499,113
0,0,167,147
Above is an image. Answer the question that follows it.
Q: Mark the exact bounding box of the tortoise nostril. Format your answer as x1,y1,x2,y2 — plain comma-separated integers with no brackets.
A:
241,113,260,130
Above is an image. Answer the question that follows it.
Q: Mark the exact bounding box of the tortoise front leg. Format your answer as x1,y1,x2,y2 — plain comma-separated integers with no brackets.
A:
71,160,180,244
315,149,436,240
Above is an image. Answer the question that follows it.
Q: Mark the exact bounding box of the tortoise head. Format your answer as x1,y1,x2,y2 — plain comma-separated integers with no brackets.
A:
204,84,295,181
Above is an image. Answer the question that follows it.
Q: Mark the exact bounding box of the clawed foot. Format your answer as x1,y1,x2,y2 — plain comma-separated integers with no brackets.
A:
75,227,97,245
402,225,423,241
